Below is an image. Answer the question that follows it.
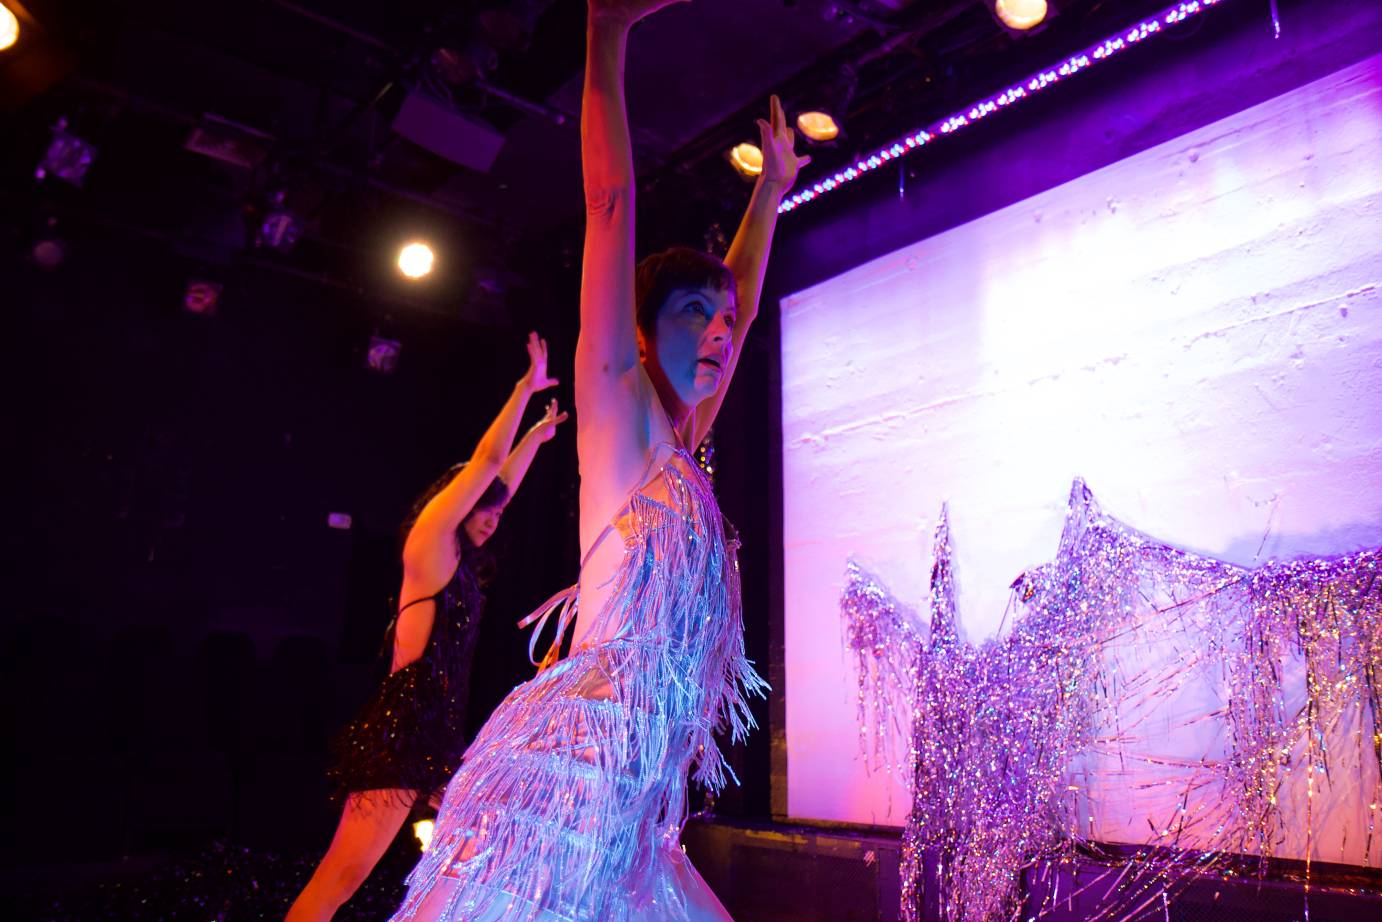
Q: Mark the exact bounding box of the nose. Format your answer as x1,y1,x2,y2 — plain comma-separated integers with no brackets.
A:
710,312,732,341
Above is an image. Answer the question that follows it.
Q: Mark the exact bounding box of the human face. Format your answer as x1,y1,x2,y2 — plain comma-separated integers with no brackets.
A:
463,504,502,547
647,285,736,408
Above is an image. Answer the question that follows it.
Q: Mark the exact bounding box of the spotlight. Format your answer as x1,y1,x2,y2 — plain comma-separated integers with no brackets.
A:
413,819,435,852
183,279,223,316
729,143,763,178
397,241,434,279
35,117,97,187
796,111,840,143
0,3,18,52
989,0,1048,32
366,335,402,374
795,64,856,145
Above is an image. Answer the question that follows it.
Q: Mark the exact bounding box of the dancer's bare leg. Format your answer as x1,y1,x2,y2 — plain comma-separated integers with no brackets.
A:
286,789,416,922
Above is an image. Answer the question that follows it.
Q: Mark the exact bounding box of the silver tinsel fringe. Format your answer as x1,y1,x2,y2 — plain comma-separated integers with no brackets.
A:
842,480,1381,921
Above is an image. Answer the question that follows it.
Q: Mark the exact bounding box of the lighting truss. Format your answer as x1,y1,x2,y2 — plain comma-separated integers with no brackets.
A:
779,0,1229,214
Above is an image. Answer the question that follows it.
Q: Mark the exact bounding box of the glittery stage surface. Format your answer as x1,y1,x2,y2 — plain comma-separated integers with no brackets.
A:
842,480,1381,921
19,839,415,921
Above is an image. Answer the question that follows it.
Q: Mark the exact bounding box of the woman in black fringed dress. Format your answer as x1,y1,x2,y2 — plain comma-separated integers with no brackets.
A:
287,333,568,922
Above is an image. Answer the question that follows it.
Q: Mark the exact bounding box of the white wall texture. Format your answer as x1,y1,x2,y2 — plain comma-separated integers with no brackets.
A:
780,53,1382,864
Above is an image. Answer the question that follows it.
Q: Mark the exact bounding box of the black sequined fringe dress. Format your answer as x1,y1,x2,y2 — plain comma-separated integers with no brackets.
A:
328,555,486,804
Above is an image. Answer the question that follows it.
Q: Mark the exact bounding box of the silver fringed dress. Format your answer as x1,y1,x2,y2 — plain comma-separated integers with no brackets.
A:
389,443,768,921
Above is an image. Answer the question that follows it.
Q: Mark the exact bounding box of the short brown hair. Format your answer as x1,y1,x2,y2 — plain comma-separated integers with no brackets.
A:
634,247,736,337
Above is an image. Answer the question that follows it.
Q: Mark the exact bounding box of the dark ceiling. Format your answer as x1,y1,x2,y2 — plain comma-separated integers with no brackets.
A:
2,0,1180,320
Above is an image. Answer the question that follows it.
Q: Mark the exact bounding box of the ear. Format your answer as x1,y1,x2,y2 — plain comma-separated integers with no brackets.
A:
636,326,649,362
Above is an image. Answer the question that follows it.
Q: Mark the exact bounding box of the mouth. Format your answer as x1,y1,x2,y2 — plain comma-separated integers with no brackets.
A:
696,356,723,372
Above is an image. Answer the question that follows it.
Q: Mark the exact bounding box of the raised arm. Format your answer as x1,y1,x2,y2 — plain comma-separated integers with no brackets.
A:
400,333,557,601
686,95,808,450
575,0,686,413
498,398,570,497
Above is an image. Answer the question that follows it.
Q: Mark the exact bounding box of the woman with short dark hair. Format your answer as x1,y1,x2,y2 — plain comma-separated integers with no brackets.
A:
388,0,807,917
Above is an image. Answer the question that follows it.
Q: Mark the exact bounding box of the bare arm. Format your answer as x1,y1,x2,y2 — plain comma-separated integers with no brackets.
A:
574,9,640,408
498,398,570,497
686,95,808,450
394,334,557,669
400,380,527,579
575,0,690,422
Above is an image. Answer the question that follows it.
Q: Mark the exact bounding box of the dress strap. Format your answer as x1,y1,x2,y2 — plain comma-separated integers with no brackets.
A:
380,589,447,656
517,585,579,671
515,441,682,672
397,591,444,614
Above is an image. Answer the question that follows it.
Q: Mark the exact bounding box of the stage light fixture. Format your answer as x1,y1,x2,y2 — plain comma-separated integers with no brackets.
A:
27,215,65,269
183,279,223,316
31,237,64,268
729,142,764,178
795,64,856,145
413,819,435,852
397,241,435,279
991,0,1049,31
366,335,402,374
780,0,1229,215
255,190,301,252
35,117,97,187
796,111,840,143
0,4,19,52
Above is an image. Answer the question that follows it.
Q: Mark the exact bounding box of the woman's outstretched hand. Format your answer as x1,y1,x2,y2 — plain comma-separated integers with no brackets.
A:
588,0,689,29
756,94,811,192
519,332,559,394
528,398,570,444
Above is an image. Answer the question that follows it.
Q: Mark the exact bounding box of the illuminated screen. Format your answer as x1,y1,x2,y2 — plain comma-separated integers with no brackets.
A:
780,54,1382,865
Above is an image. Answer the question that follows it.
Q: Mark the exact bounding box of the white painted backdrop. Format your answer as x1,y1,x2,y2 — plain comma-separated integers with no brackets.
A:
781,54,1382,863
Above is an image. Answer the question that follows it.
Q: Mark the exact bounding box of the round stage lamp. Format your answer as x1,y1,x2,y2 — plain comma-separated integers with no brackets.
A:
994,0,1048,31
796,111,840,143
729,143,763,178
32,237,66,270
0,4,19,52
397,241,435,279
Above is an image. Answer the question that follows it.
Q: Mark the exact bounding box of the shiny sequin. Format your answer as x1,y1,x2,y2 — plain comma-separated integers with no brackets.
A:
329,557,486,806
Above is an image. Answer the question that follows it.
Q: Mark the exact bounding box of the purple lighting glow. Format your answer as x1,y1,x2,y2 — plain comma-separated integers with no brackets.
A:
366,335,402,374
779,0,1229,214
